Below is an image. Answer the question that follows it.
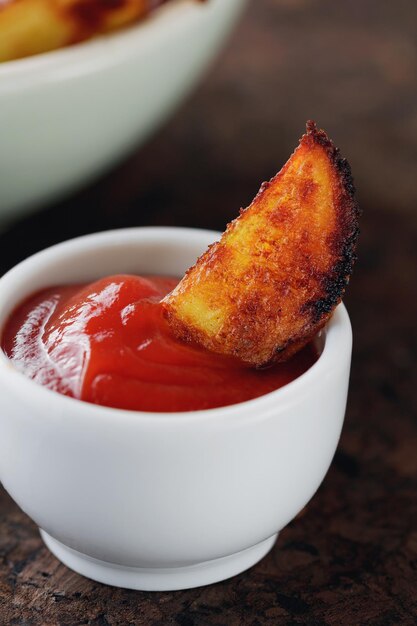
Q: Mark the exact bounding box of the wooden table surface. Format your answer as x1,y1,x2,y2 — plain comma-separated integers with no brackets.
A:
1,0,416,624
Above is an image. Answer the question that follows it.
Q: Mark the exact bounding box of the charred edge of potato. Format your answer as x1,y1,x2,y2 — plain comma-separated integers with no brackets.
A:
269,121,361,362
300,120,361,323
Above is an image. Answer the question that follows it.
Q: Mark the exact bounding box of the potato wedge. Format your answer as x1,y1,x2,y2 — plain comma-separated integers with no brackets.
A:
0,0,167,62
163,121,360,366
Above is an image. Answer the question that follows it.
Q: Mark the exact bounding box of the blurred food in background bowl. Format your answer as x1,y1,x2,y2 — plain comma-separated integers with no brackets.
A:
0,0,247,223
0,0,180,62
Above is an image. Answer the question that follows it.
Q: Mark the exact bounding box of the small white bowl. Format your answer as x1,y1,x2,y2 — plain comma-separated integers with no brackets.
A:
0,0,246,222
0,227,352,591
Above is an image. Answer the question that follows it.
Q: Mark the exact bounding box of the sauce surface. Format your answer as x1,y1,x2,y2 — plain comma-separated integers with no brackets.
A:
1,275,318,412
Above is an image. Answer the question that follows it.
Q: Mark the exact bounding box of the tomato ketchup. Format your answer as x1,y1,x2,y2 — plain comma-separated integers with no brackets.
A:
1,275,318,412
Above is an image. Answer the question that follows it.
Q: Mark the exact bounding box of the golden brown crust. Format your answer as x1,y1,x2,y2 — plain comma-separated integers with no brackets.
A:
163,121,360,366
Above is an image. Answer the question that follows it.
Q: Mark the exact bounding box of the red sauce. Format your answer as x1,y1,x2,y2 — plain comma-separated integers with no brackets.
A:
1,275,318,412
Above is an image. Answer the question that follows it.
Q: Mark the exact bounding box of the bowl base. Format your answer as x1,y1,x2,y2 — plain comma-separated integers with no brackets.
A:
40,530,277,591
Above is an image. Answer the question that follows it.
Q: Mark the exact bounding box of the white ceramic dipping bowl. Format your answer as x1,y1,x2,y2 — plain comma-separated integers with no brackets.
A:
0,0,246,222
0,227,352,591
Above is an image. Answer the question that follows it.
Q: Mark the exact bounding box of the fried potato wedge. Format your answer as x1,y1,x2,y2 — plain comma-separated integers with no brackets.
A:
0,0,168,62
163,121,360,366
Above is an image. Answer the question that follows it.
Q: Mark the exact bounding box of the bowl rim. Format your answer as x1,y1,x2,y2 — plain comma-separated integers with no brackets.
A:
0,0,232,82
0,226,352,424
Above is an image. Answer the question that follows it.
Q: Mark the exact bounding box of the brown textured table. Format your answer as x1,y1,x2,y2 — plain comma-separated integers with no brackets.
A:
1,0,417,624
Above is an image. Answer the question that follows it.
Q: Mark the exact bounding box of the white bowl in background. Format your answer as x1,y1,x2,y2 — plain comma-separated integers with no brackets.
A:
0,227,352,591
0,0,247,223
